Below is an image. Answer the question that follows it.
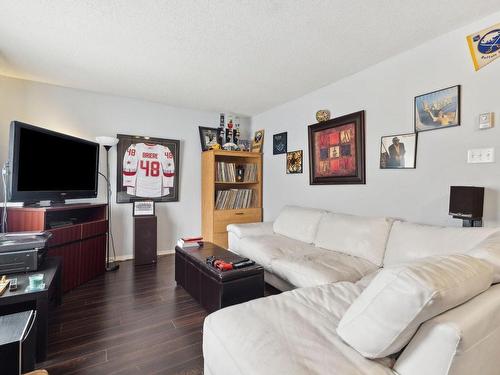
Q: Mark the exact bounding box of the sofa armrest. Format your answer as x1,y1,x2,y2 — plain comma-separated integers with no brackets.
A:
394,284,500,375
227,222,274,239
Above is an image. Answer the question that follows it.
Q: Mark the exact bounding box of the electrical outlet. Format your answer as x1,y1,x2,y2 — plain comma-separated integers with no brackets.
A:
467,148,495,163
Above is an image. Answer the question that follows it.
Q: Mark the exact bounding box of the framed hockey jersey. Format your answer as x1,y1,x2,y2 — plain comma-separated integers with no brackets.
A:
116,134,180,203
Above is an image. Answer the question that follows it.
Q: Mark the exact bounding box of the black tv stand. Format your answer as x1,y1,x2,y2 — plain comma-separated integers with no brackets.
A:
23,201,89,208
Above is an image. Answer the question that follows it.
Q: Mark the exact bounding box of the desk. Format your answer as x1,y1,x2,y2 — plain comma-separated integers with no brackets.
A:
0,257,62,362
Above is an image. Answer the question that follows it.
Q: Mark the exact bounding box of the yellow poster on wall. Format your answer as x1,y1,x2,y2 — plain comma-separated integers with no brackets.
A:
466,23,500,71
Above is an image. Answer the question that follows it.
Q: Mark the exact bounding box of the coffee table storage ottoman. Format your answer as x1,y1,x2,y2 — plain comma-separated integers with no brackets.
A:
175,242,264,313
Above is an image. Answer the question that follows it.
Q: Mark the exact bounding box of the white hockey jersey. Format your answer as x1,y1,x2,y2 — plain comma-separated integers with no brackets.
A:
122,143,175,198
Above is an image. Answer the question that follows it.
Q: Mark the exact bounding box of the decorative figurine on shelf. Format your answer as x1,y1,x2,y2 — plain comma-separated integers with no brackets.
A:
218,113,225,146
209,143,221,150
234,117,240,145
316,109,331,122
222,142,239,151
226,115,234,143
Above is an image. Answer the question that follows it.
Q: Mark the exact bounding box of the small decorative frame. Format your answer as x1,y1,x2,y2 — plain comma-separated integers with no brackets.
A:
198,126,220,151
380,133,417,169
286,150,303,174
414,85,460,132
133,200,155,216
251,129,265,152
273,132,287,155
308,110,365,185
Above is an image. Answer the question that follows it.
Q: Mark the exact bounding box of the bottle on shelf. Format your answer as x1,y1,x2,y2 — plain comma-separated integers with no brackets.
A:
225,115,234,144
234,117,240,145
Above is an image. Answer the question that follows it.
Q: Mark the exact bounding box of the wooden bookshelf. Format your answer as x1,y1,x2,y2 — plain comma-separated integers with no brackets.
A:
202,150,263,248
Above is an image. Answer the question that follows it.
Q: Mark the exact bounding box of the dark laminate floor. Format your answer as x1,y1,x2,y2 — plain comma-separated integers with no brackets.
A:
38,254,279,375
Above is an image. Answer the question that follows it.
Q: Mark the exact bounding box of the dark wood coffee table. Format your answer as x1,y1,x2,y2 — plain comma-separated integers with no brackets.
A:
175,242,264,313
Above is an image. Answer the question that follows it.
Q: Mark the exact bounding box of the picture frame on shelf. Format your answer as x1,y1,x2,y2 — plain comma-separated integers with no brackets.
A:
273,132,287,155
308,110,365,185
380,133,417,169
251,129,265,152
414,85,460,132
198,126,220,151
286,150,303,174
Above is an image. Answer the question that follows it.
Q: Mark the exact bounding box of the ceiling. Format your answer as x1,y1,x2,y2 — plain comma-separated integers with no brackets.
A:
0,1,498,116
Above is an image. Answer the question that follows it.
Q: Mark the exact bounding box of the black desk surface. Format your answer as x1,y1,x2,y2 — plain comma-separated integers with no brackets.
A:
0,257,60,300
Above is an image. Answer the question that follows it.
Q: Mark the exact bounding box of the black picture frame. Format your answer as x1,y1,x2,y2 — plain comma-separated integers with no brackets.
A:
116,134,180,203
286,150,303,174
380,133,418,169
133,200,156,216
273,132,287,155
198,126,220,151
308,110,365,185
414,85,461,133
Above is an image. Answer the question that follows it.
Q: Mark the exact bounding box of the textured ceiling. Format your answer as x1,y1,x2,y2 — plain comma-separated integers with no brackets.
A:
0,1,498,115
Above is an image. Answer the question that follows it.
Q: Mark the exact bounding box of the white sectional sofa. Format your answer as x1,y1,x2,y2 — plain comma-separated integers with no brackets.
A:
203,206,500,375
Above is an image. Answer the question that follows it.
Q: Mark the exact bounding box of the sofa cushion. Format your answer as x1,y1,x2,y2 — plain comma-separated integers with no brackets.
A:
384,221,498,266
468,231,500,283
203,282,396,375
273,205,324,243
314,212,393,266
270,248,378,288
337,254,493,359
236,234,319,271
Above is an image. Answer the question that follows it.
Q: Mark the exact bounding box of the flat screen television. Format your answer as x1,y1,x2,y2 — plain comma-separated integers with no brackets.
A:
8,121,100,203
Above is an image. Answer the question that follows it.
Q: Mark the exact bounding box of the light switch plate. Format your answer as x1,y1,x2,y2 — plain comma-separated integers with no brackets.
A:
467,148,495,163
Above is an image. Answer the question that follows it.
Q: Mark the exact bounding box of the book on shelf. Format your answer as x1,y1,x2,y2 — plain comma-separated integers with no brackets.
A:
215,162,257,183
215,189,255,210
177,236,203,248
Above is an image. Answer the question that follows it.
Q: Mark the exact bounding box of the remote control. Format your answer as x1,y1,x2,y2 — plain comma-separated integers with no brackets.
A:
9,278,17,291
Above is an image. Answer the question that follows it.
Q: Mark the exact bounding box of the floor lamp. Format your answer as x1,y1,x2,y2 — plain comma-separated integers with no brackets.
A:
96,136,120,272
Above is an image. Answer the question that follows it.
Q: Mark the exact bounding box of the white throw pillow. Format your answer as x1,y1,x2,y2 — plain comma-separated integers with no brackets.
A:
273,206,325,244
384,221,497,266
469,231,500,283
314,212,393,266
337,254,493,358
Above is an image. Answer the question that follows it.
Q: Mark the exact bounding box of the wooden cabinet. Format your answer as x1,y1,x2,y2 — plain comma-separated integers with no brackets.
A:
7,204,107,292
201,150,263,248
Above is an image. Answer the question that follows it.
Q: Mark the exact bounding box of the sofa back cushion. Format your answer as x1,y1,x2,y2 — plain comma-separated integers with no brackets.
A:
337,254,493,359
468,231,500,283
273,206,324,243
384,221,498,266
314,213,393,266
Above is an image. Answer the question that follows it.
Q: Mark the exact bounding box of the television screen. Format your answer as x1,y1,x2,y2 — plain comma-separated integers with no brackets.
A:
9,121,99,202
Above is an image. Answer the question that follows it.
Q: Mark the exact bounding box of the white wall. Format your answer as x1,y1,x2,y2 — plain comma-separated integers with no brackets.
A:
0,76,250,257
252,13,500,227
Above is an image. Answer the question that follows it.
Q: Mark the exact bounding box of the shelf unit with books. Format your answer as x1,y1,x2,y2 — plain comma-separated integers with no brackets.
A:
202,150,263,248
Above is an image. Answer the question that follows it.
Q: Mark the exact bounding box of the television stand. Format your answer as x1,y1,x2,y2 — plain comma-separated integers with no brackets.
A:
22,200,84,208
6,203,108,292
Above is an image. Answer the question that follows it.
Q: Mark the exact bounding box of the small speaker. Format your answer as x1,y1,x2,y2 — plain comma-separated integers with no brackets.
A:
449,186,484,219
133,216,157,266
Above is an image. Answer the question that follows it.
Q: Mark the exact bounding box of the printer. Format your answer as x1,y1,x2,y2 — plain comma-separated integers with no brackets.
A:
0,232,52,274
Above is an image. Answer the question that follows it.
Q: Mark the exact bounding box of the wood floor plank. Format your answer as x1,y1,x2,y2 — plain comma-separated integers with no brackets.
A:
37,254,279,374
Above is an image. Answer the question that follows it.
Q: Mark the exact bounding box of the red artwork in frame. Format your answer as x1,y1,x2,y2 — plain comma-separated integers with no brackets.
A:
308,111,365,185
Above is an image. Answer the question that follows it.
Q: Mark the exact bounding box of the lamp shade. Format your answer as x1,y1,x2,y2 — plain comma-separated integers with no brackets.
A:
95,136,119,147
449,186,484,219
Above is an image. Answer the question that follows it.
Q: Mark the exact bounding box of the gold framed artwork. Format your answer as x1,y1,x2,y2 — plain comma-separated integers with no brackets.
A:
286,150,303,174
251,129,264,152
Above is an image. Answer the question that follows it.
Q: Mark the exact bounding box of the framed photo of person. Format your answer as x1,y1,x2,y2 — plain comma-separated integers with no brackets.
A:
116,134,180,203
198,126,220,151
273,132,287,155
251,129,265,152
286,150,303,174
380,133,417,169
414,85,460,132
308,110,365,185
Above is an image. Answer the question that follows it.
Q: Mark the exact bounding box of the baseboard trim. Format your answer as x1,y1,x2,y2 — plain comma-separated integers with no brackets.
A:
113,249,175,262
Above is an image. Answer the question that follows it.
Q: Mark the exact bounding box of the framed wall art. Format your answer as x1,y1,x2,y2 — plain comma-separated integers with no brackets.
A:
273,132,287,155
308,110,365,185
380,133,417,169
133,200,155,216
198,126,220,151
414,85,460,132
251,129,264,152
116,134,180,203
286,150,303,174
